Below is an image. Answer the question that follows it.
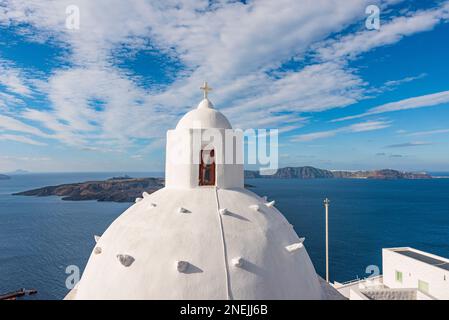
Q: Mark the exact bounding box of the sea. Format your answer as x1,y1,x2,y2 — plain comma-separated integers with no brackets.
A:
1,172,449,300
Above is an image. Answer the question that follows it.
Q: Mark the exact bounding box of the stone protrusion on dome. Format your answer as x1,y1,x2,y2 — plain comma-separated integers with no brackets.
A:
232,257,244,268
285,239,306,253
143,192,150,198
117,254,135,267
176,260,189,273
178,207,190,214
265,200,276,208
94,235,100,243
249,204,260,212
135,197,143,203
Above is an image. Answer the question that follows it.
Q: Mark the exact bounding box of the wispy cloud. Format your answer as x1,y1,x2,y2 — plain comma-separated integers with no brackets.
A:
383,73,427,88
407,128,449,137
0,0,448,160
333,90,449,122
314,1,449,61
292,120,391,142
385,141,432,148
0,133,46,146
0,155,51,161
0,0,378,150
0,114,50,138
0,59,33,96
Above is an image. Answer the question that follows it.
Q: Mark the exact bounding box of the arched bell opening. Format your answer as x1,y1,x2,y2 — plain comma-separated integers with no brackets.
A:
199,149,215,186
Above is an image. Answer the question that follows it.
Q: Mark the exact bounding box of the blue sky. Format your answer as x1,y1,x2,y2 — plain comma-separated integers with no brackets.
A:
0,0,448,172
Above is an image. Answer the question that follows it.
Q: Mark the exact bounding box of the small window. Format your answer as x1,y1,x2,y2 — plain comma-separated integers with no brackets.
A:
418,280,429,293
395,270,403,283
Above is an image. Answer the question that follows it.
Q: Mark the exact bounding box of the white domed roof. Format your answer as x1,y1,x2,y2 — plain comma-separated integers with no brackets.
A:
69,187,324,299
176,99,232,129
65,83,335,300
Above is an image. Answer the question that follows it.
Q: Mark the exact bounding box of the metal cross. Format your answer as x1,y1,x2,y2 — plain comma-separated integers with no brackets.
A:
200,81,212,99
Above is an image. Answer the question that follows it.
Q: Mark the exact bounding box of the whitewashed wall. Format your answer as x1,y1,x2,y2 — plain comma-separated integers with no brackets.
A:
382,248,449,299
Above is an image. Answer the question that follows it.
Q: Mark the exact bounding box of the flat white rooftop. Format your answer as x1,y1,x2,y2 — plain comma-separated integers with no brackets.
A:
335,247,449,300
386,247,449,272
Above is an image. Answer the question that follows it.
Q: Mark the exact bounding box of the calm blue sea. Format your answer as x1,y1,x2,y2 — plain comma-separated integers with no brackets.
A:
1,173,449,299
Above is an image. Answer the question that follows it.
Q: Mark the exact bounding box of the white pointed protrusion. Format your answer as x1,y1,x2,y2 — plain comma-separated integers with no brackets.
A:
178,207,189,214
142,192,150,198
117,254,135,267
94,235,101,243
249,204,260,212
232,257,244,268
147,202,157,210
135,197,143,203
176,260,189,273
265,200,276,208
219,208,229,215
94,247,102,255
285,238,306,253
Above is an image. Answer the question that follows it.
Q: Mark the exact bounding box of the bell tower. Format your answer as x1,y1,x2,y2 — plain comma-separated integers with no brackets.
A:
165,83,244,189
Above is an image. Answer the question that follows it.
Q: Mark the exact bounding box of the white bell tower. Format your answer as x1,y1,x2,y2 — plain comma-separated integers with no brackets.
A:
165,82,244,189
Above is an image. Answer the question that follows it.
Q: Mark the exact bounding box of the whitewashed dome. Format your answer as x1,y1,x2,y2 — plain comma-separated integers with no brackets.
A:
176,98,232,129
67,84,328,300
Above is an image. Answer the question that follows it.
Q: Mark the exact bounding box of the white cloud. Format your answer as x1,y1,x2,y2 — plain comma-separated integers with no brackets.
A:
349,120,391,132
383,73,427,88
0,0,447,154
292,130,339,142
0,0,379,149
0,133,46,145
0,155,51,161
0,114,49,137
292,120,391,142
314,1,449,61
407,128,449,137
333,90,449,122
0,59,32,95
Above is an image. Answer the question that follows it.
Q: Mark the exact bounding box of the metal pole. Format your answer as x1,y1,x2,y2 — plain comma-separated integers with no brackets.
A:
324,198,330,283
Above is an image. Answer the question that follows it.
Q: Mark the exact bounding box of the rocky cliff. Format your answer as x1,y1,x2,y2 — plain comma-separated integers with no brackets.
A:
245,167,432,180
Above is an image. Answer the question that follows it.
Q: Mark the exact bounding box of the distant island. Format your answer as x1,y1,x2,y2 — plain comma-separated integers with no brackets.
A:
9,169,30,174
0,174,11,180
244,166,432,180
13,167,432,203
14,177,165,203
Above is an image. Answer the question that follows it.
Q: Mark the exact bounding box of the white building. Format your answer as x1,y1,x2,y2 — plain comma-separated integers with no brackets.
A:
65,84,342,300
334,247,449,300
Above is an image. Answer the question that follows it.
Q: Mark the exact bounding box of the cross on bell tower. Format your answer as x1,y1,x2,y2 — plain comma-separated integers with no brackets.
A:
200,81,212,99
